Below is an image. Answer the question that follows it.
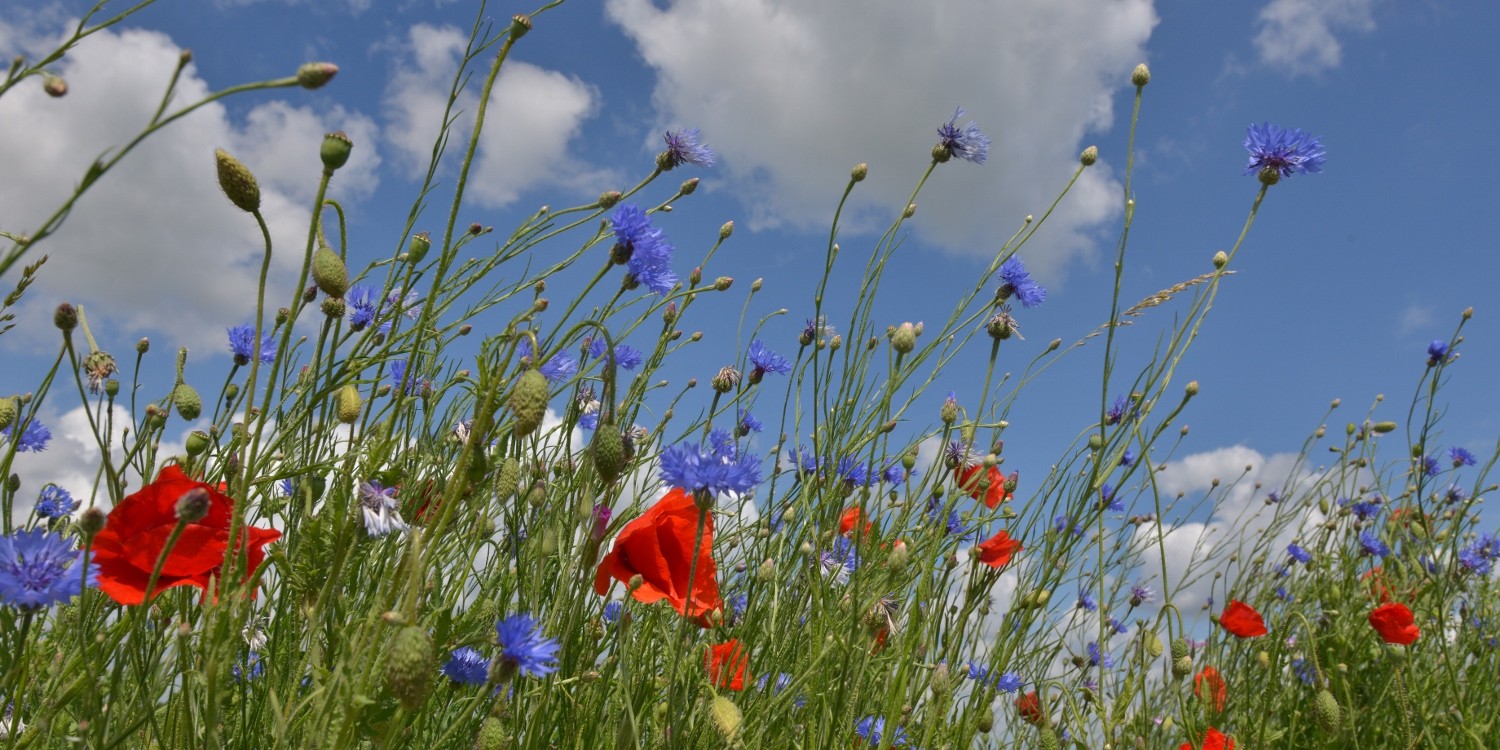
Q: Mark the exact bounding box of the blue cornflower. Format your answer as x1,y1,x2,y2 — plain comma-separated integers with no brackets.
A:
757,672,794,694
1421,454,1441,477
1458,534,1500,576
1055,515,1083,536
1106,395,1129,425
494,614,560,680
995,672,1024,693
278,478,296,497
1109,617,1129,635
747,340,792,380
1427,340,1451,366
579,412,599,431
389,359,420,396
1077,592,1097,612
1445,484,1469,504
1130,583,1155,606
519,338,578,384
1343,496,1381,521
1101,484,1123,512
1274,564,1291,578
944,440,976,468
799,317,835,346
232,652,264,682
1275,586,1292,602
1267,491,1281,504
1288,543,1311,564
837,456,871,488
727,592,749,623
965,661,990,682
660,128,715,169
996,257,1046,308
1359,529,1389,558
227,324,277,366
602,601,623,624
1087,642,1113,669
0,529,98,609
659,436,762,499
1449,446,1477,468
1290,658,1317,685
1120,449,1134,467
737,409,763,436
1243,123,1325,179
1,418,51,454
936,107,990,165
345,285,386,333
818,536,859,584
854,716,908,748
943,509,966,537
792,446,823,476
443,647,491,685
33,485,76,520
586,338,644,371
611,204,677,296
386,289,423,323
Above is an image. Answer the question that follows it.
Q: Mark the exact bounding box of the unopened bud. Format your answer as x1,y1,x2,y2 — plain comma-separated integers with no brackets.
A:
1080,146,1098,166
79,507,107,537
54,303,77,332
851,163,868,182
1212,251,1228,269
175,487,212,523
714,276,733,291
680,177,699,195
214,149,261,213
42,74,68,97
296,62,339,89
1131,63,1151,87
720,221,734,240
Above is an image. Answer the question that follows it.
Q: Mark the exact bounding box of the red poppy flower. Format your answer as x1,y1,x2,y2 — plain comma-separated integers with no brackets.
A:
1179,727,1234,750
839,506,872,538
1360,566,1419,604
92,465,281,605
1014,691,1045,726
1219,599,1268,638
594,488,722,623
955,465,1016,509
976,530,1022,569
1194,665,1227,712
1369,602,1420,645
704,639,749,690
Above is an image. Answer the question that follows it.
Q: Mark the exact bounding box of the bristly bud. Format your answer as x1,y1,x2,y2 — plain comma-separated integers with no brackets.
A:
173,384,203,421
598,191,622,209
592,427,626,484
509,14,533,40
987,310,1018,340
1172,655,1193,678
713,276,733,291
1131,63,1151,87
1170,637,1190,660
384,625,435,710
711,366,742,393
185,430,211,457
214,149,261,213
83,350,118,395
719,221,734,240
296,62,338,89
335,385,362,424
890,322,919,354
42,74,68,97
175,487,211,523
1258,165,1282,186
1080,146,1098,166
54,303,77,332
474,717,506,750
709,695,743,742
320,131,352,171
940,393,959,424
79,506,107,537
1314,689,1341,732
510,369,549,437
1212,250,1228,269
311,245,350,298
851,163,868,182
320,296,346,319
0,398,16,430
680,177,699,195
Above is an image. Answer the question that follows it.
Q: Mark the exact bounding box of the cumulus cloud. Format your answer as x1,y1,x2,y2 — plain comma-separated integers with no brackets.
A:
0,22,380,354
606,0,1157,281
380,24,616,208
1253,0,1376,76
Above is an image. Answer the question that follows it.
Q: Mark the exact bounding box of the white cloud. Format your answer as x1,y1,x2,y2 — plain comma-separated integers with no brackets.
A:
380,24,616,208
1253,0,1376,76
0,23,381,354
1397,303,1435,336
606,0,1157,281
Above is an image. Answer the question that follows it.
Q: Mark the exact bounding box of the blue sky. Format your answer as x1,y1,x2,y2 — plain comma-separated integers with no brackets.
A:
2,0,1496,583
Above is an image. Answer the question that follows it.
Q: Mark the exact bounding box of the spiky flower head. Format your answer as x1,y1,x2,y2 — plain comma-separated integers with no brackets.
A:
1244,123,1325,182
227,324,276,366
358,481,408,537
610,204,677,295
996,257,1046,308
658,128,715,170
442,647,490,685
493,614,560,681
936,107,990,165
660,431,762,500
34,485,77,520
0,529,98,609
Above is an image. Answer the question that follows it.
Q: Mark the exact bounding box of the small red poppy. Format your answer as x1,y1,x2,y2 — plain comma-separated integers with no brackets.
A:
976,530,1022,569
1179,727,1234,750
92,465,281,605
839,507,872,538
955,465,1016,509
1194,665,1227,712
1014,691,1045,726
704,639,749,690
1369,602,1420,645
594,488,722,624
1219,599,1268,638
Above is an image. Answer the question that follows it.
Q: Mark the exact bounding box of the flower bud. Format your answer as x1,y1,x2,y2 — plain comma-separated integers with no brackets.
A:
711,366,742,393
1314,689,1341,732
296,62,338,89
680,177,699,195
1080,146,1098,166
1185,380,1199,397
42,74,68,97
903,203,917,218
173,384,203,421
311,245,350,298
1131,63,1151,87
509,14,533,40
79,506,107,537
335,385,362,424
1373,421,1397,434
385,625,435,710
53,302,78,332
214,149,261,213
510,369,549,437
1258,166,1282,186
320,296,346,319
851,163,868,182
185,430,211,456
719,221,734,240
714,276,733,291
175,487,211,523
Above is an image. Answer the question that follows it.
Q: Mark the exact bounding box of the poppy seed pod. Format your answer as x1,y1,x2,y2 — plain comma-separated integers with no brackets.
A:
320,131,352,171
406,232,431,264
214,149,261,213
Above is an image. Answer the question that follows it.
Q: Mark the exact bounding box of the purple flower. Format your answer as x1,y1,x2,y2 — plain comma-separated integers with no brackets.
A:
586,337,643,371
1101,484,1123,512
837,456,871,488
1449,446,1477,468
1243,123,1325,179
996,257,1046,308
937,107,990,165
0,529,98,609
611,204,677,296
443,647,490,685
1422,454,1441,477
345,285,386,333
661,128,715,169
389,359,431,396
602,601,623,624
232,652,263,682
357,481,407,537
1109,617,1129,635
1076,592,1097,612
659,436,762,498
1275,586,1292,602
2,418,51,453
737,408,763,435
881,464,910,487
1359,529,1389,558
33,485,76,520
1342,496,1382,521
1106,395,1129,425
1120,449,1134,467
494,614,560,679
1086,642,1113,668
1458,534,1500,576
227,324,277,366
1445,484,1469,504
1287,543,1311,564
1427,340,1451,366
519,338,578,384
854,716,908,748
1129,583,1154,607
818,536,859,584
995,671,1023,693
799,317,835,346
747,340,792,379
1055,515,1083,536
1291,658,1317,685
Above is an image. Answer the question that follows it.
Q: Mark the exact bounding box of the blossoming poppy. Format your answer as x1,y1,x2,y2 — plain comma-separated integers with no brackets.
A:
1014,690,1046,726
1179,726,1234,750
92,465,281,605
704,639,748,690
955,465,1015,509
1219,599,1268,638
1360,566,1420,604
594,487,722,624
1369,602,1420,645
1194,665,1227,712
839,507,872,538
976,530,1021,569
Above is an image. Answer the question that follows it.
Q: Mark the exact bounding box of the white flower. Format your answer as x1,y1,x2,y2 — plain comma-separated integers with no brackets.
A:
358,481,408,537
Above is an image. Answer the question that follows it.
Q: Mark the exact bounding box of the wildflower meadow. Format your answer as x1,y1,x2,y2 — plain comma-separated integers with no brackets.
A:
1,2,1497,749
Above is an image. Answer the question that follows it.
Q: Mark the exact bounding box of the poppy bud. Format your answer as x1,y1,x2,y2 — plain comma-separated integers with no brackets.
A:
1314,689,1341,732
710,695,742,742
1039,728,1060,750
79,507,107,538
627,574,644,592
976,713,994,733
173,384,203,421
1131,63,1151,87
474,717,506,750
1172,655,1193,678
0,398,15,430
510,369,549,437
296,62,338,89
592,427,625,484
385,625,434,710
311,245,350,298
1144,632,1164,659
320,131,353,171
757,558,775,582
335,385,362,424
1212,251,1228,270
214,149,261,213
175,488,211,523
1256,650,1270,668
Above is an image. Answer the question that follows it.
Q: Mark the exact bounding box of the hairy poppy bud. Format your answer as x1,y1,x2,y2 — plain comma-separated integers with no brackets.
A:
385,626,435,710
474,717,506,750
0,397,17,430
1314,689,1341,732
510,369,548,437
592,427,625,484
1144,632,1164,659
214,149,261,213
296,62,338,89
175,487,211,523
172,384,203,421
1172,655,1193,678
311,245,349,298
335,385,362,424
320,131,352,171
